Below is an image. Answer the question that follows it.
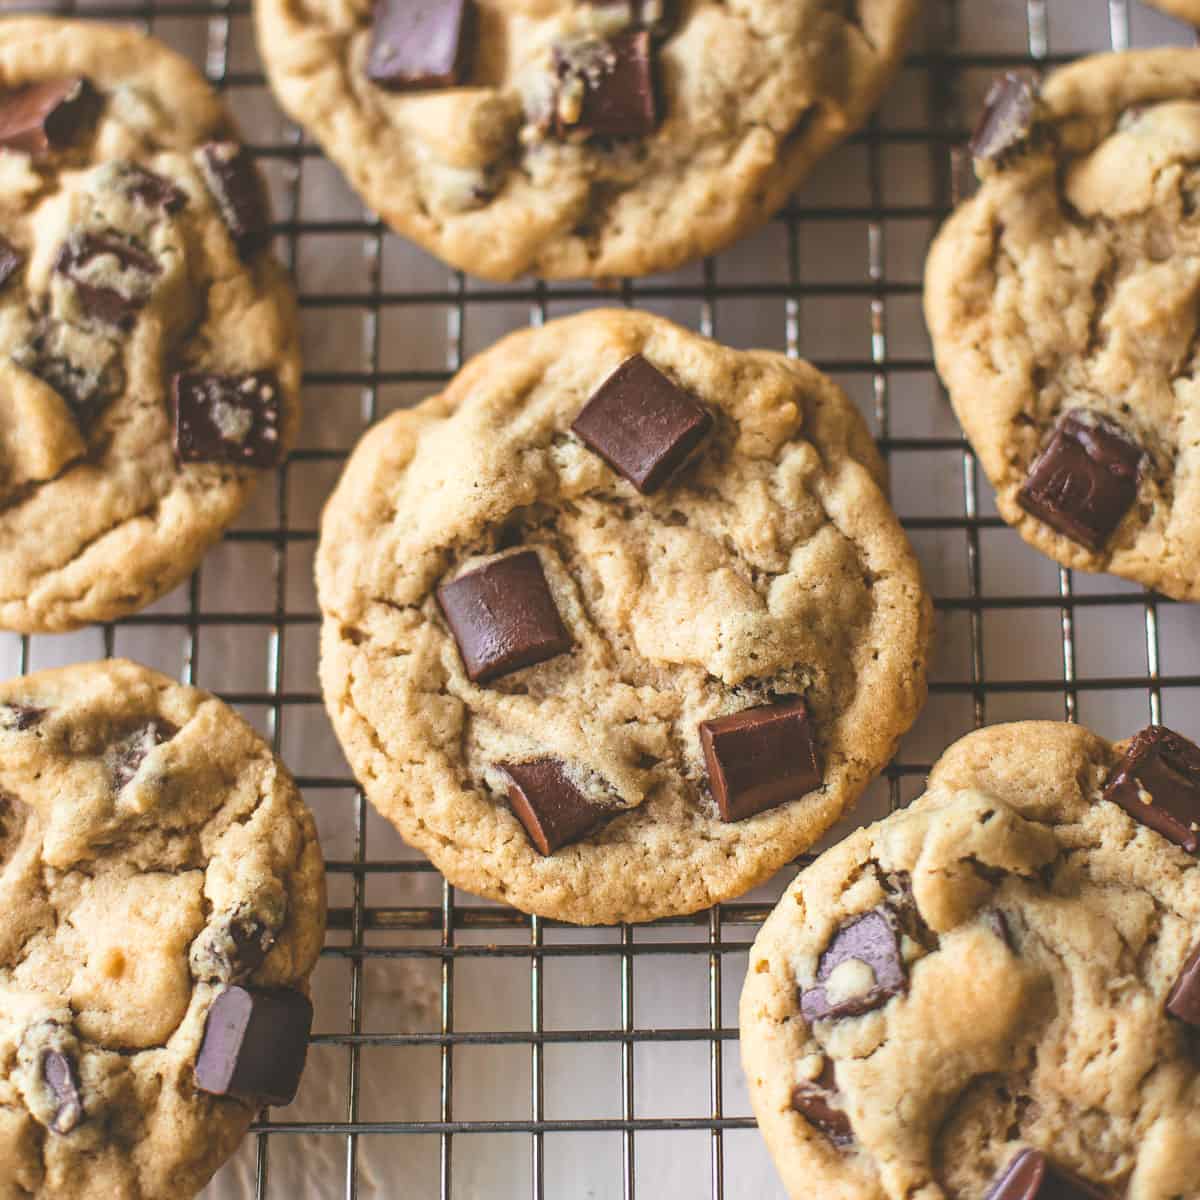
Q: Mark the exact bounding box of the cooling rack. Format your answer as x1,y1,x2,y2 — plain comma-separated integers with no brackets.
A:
5,1,1200,1197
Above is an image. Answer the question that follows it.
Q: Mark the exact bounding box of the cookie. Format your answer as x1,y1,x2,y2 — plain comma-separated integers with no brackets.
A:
254,0,919,281
316,309,931,925
1148,0,1200,22
925,50,1200,600
0,659,326,1200
740,720,1200,1200
0,19,302,633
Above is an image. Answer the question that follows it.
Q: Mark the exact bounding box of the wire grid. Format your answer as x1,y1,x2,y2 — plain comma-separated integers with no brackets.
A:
5,0,1200,1196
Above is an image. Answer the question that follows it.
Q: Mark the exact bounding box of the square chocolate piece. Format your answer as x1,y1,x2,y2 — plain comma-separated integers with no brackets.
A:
700,697,821,822
1017,409,1141,552
0,77,101,156
1102,725,1200,853
554,32,658,140
1167,942,1200,1027
500,759,612,854
437,550,572,684
571,354,711,494
984,1149,1109,1200
970,72,1038,161
367,0,472,91
172,371,285,468
197,143,271,259
195,986,313,1106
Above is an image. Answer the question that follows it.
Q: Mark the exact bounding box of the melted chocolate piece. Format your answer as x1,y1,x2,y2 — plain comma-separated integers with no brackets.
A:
1167,941,1200,1027
790,1059,852,1147
984,1149,1110,1200
571,354,711,494
121,163,188,214
437,551,572,684
195,986,313,1106
197,143,271,259
1017,410,1141,552
553,32,658,140
192,900,282,983
111,720,177,791
3,704,45,731
500,759,613,854
0,236,23,291
42,1050,83,1135
172,371,285,467
1103,726,1200,853
0,77,101,156
12,324,124,425
799,908,907,1023
971,72,1038,161
699,698,821,822
366,0,472,91
54,232,161,331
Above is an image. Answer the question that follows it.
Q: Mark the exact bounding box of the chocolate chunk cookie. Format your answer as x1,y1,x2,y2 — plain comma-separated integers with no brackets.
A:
925,49,1200,599
254,0,919,280
0,19,301,632
0,659,325,1199
741,720,1200,1199
316,309,931,924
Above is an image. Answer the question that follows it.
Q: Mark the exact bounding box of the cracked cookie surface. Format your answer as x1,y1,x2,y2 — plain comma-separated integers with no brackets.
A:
0,19,301,632
316,309,930,924
254,0,918,281
0,659,325,1200
740,721,1200,1200
926,49,1200,600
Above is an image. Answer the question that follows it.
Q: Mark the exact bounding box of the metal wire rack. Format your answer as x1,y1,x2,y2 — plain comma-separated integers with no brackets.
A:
5,0,1200,1196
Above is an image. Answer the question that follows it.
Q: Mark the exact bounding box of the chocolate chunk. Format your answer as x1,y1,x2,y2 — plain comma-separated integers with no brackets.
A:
0,236,23,291
197,143,271,259
699,698,821,823
971,72,1038,161
984,1149,1110,1200
500,759,612,854
1103,726,1200,853
790,1059,852,1147
111,720,177,791
1017,409,1141,552
1166,941,1200,1027
121,163,188,215
571,354,711,494
593,0,676,40
2,704,45,731
985,908,1014,950
799,908,906,1023
366,0,472,91
192,898,284,983
42,1050,83,1135
54,232,161,331
172,371,285,468
12,323,124,425
195,986,313,1106
0,77,101,156
553,32,658,140
437,550,572,684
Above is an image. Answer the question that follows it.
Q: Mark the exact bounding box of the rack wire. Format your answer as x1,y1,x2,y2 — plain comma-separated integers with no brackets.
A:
6,1,1200,1196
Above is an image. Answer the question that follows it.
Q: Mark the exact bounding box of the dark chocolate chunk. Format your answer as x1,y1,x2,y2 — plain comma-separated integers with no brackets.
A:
42,1050,83,1135
985,908,1014,950
500,759,612,854
984,1149,1110,1200
54,232,161,331
0,77,101,156
1017,409,1141,552
121,163,188,215
553,32,658,140
191,898,284,983
2,703,45,731
790,1058,853,1147
1167,942,1200,1027
195,986,313,1106
12,323,124,425
111,720,177,791
197,143,271,259
1103,725,1200,853
0,236,23,291
366,0,472,91
971,72,1039,161
699,697,821,823
799,908,906,1023
437,550,572,684
571,354,711,494
172,370,285,468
